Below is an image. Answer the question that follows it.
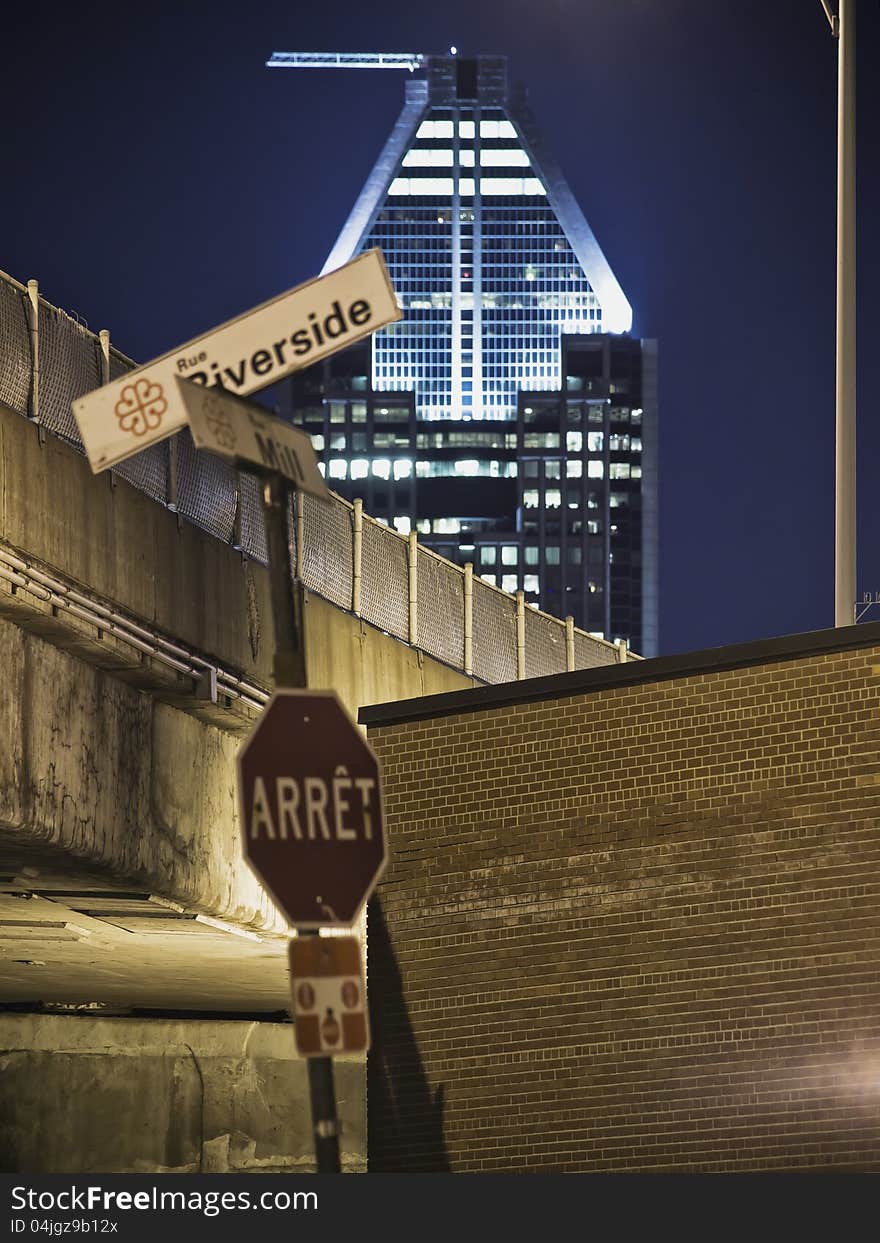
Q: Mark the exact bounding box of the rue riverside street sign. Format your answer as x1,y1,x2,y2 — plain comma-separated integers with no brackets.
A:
238,690,387,929
72,248,401,472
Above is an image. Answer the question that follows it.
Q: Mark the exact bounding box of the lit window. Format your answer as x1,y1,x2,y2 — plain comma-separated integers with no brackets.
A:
567,432,583,452
479,119,517,139
416,119,454,139
388,176,455,196
544,460,560,479
566,460,582,478
523,490,539,508
587,432,604,452
481,547,497,565
458,120,475,138
610,463,630,480
317,462,326,476
350,459,368,480
587,461,605,478
631,437,642,452
433,518,461,534
417,519,431,534
523,574,539,593
587,520,601,535
372,459,391,479
328,459,347,480
402,149,453,167
501,574,518,593
310,434,325,451
631,465,642,479
480,573,497,586
545,489,561,508
501,546,518,566
525,546,539,566
545,547,560,565
455,459,480,476
393,516,411,535
480,177,546,196
480,149,530,167
393,458,413,479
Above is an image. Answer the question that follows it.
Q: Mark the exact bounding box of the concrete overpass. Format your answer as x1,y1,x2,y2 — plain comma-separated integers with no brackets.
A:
0,269,631,1172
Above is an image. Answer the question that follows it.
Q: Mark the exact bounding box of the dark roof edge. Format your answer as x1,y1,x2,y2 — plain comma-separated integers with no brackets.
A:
359,620,880,728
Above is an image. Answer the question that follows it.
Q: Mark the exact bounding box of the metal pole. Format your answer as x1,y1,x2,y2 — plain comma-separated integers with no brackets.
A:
463,561,473,677
835,0,856,626
516,590,526,680
260,471,340,1174
26,280,40,426
262,474,307,689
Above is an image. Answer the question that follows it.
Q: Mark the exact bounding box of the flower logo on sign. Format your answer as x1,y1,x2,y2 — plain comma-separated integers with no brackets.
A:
114,378,168,437
202,393,237,450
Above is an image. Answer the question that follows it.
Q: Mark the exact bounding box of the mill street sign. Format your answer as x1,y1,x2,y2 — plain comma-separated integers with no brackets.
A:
238,690,387,929
72,247,401,472
175,379,331,500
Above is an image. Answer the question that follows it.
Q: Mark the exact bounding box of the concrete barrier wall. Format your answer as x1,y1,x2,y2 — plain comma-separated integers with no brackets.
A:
0,1015,364,1174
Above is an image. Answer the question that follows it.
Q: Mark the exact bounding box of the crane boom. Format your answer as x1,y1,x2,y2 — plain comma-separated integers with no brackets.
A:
266,52,425,72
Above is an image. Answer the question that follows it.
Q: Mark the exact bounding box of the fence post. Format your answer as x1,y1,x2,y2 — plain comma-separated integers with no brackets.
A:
463,562,473,676
408,531,419,647
565,615,575,671
232,470,242,549
352,499,363,616
616,637,628,664
168,436,180,513
516,590,525,680
295,490,305,580
99,329,111,386
26,280,40,428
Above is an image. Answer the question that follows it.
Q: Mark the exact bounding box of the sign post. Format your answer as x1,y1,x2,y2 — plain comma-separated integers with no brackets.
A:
74,255,398,1174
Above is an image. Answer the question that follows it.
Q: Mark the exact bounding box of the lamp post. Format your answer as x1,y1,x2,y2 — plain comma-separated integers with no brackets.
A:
819,0,856,626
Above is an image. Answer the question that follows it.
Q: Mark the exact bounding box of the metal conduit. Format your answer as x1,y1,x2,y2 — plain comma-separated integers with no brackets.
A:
0,548,268,711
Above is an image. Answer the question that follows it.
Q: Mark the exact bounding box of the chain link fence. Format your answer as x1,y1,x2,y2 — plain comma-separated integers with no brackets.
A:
0,268,633,684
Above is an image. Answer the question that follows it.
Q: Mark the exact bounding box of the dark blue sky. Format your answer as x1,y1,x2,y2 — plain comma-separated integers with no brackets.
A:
4,0,878,656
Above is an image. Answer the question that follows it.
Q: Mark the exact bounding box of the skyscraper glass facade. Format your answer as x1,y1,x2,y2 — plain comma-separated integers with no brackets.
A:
365,111,602,420
290,54,657,656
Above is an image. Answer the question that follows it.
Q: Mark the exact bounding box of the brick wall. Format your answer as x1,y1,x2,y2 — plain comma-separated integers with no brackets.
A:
364,628,880,1171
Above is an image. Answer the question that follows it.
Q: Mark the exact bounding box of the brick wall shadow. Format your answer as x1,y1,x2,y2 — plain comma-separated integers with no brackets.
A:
366,896,450,1171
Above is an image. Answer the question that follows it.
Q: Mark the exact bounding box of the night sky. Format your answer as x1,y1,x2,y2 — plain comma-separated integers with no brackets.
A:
4,1,878,657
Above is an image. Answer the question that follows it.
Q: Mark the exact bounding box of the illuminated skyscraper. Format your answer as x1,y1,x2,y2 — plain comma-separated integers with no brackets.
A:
279,52,658,655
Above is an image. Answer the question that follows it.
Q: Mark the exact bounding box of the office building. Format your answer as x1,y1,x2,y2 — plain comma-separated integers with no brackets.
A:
283,52,658,654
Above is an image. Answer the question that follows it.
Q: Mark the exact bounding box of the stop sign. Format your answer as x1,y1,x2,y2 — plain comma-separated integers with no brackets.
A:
237,690,387,928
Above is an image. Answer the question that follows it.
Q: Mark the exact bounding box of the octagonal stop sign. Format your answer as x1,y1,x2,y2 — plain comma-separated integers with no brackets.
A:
238,690,386,928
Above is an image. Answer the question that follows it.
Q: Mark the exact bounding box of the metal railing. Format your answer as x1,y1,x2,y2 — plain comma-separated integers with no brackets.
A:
0,268,636,683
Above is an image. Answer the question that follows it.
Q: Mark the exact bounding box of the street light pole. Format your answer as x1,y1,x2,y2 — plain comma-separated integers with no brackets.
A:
821,0,857,626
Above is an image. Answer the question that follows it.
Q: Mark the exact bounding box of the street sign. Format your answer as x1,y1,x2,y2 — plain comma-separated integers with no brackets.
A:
238,689,386,928
72,248,401,473
289,936,369,1057
175,379,331,500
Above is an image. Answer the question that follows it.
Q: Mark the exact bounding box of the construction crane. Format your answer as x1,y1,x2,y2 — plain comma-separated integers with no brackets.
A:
266,52,426,72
